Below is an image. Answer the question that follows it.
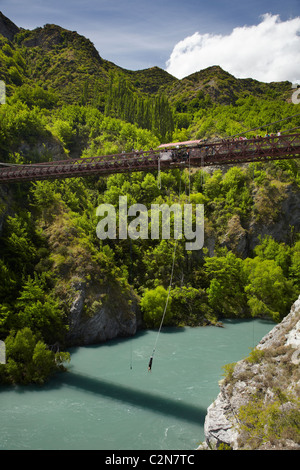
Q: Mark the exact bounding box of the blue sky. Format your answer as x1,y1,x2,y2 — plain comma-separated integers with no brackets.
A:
0,0,299,82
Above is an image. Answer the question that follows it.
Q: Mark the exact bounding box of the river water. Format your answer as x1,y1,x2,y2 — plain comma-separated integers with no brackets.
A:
0,319,274,450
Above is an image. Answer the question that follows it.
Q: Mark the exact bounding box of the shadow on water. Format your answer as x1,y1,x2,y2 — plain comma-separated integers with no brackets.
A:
60,370,206,426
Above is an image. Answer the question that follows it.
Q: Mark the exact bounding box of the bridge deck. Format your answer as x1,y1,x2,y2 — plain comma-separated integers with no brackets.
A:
0,133,299,183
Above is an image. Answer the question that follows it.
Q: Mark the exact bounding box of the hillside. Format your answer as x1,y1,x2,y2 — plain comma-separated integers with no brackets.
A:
163,65,292,108
1,11,299,148
0,12,295,110
1,20,122,106
0,12,176,106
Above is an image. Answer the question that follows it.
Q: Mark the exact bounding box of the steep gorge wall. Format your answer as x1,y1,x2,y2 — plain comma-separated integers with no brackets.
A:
66,278,141,346
200,295,300,450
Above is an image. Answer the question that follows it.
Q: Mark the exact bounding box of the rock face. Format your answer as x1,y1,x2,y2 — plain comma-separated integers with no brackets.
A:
66,279,141,346
249,184,300,254
200,295,300,450
204,180,300,258
0,12,19,40
17,135,67,162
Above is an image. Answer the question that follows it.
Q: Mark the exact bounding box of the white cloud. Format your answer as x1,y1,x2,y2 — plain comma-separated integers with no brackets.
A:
165,14,300,83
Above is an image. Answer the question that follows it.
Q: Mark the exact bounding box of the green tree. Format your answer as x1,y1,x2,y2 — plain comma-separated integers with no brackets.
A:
152,94,174,141
170,286,215,326
11,84,58,109
0,259,16,299
16,274,67,344
243,257,295,322
3,327,70,385
1,214,37,269
254,235,291,276
203,170,223,200
140,286,172,328
289,240,300,290
0,304,13,338
204,252,248,317
50,119,75,148
222,167,251,217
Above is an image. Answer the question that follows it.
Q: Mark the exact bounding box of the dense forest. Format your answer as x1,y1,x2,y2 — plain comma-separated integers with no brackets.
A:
0,14,300,385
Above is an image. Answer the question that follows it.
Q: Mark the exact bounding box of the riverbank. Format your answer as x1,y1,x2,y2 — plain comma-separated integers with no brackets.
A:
199,295,300,450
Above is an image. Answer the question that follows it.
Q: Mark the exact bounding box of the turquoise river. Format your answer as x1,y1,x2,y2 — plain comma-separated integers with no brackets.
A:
0,319,274,450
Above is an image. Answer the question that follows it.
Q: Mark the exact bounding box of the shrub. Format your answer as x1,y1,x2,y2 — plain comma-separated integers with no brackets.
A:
245,348,265,364
222,362,236,383
140,286,172,328
238,393,300,449
2,327,70,385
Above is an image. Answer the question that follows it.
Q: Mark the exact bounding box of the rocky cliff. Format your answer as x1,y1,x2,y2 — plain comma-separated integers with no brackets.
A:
66,278,141,346
200,295,300,450
0,12,19,41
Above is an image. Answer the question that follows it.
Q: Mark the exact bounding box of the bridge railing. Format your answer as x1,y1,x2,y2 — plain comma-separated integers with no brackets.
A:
190,133,300,164
0,133,299,183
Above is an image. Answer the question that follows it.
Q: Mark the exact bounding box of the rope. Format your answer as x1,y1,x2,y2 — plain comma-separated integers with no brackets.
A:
157,156,161,189
250,163,257,349
128,171,134,370
188,151,191,203
148,168,184,371
149,238,178,366
227,112,300,140
280,126,300,134
129,235,134,370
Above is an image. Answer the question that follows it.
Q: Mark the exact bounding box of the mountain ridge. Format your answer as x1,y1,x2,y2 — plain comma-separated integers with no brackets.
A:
0,11,19,41
0,11,293,108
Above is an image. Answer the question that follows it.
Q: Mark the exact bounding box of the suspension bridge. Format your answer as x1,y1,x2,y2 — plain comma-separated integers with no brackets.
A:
0,133,300,184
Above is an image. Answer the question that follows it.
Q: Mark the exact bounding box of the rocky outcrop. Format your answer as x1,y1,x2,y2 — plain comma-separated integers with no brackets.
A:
0,12,19,41
203,174,300,258
17,135,68,162
40,204,142,348
249,184,300,253
200,295,300,450
66,278,141,346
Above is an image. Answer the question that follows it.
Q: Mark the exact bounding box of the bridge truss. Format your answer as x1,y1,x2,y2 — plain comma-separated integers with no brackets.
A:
0,133,300,184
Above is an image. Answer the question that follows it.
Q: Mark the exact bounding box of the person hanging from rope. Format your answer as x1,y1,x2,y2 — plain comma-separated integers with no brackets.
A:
147,171,183,373
148,354,153,372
